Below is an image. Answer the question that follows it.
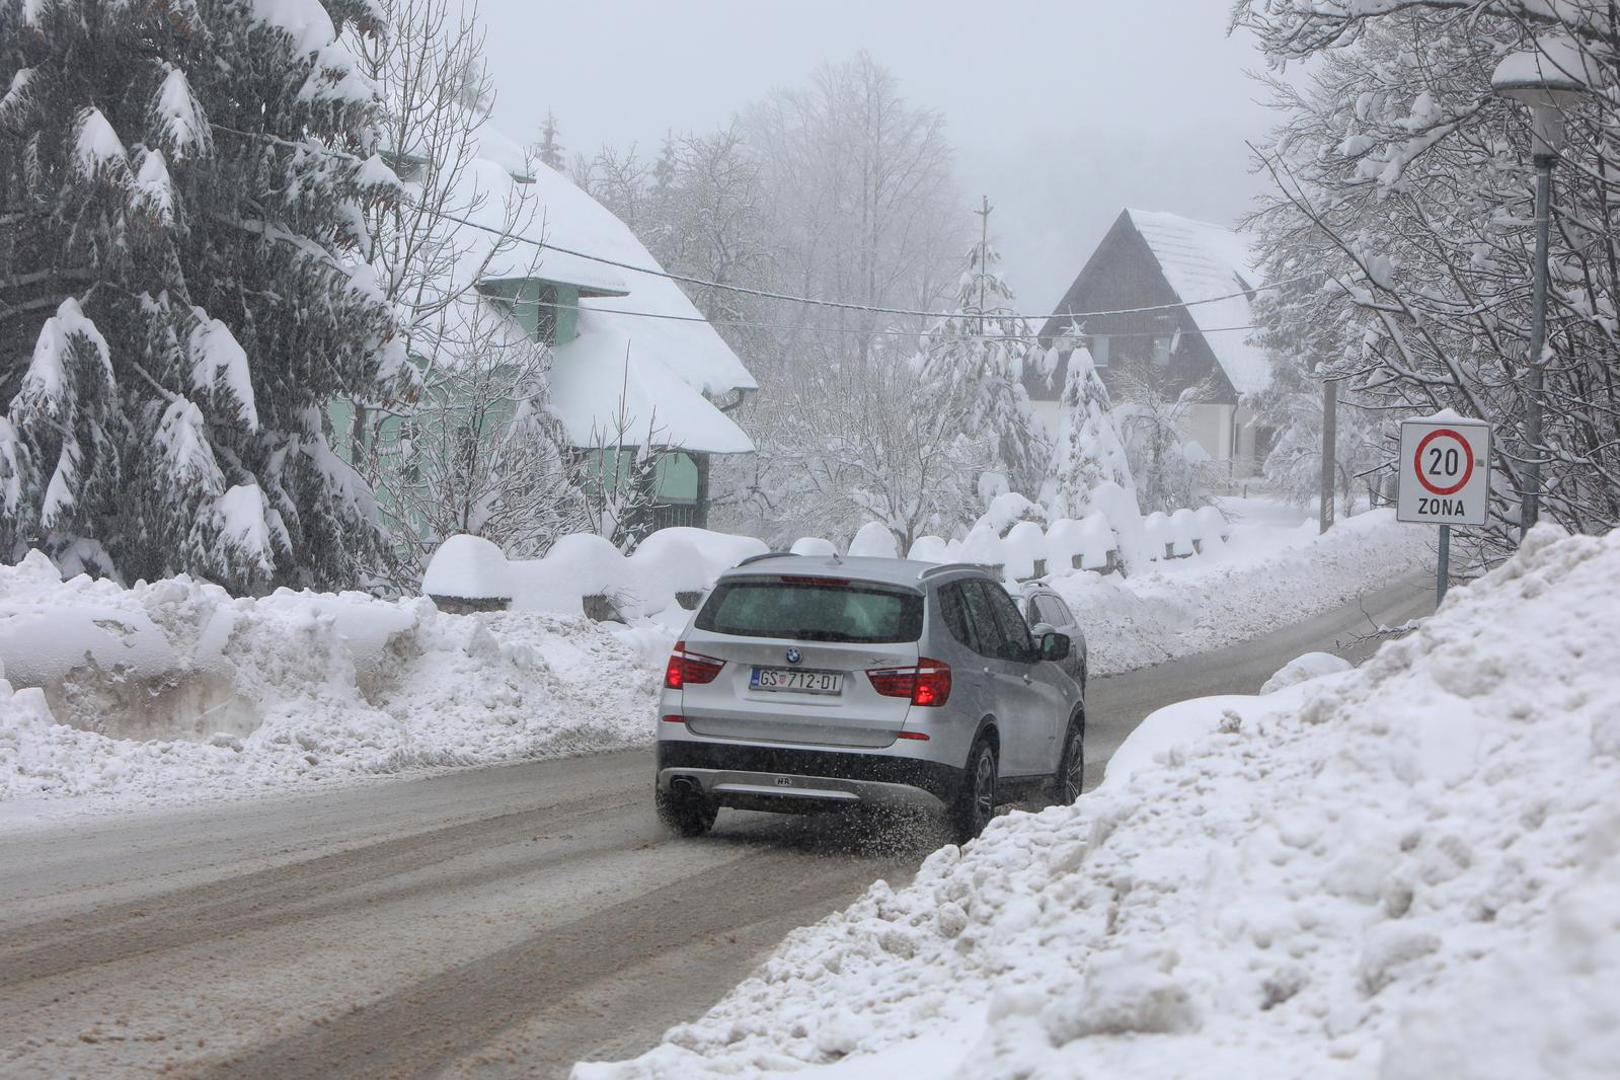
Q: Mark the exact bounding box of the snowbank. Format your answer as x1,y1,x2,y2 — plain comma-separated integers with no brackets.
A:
0,553,668,811
1052,508,1429,676
580,524,1620,1078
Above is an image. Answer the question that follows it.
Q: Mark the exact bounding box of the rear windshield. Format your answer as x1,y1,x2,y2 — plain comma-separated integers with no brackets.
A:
695,578,924,643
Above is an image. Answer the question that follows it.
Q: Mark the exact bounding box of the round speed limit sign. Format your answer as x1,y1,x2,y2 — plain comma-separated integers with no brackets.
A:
1398,418,1491,526
1414,428,1474,496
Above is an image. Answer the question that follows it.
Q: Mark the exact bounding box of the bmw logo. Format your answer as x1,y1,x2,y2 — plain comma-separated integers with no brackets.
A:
785,648,802,665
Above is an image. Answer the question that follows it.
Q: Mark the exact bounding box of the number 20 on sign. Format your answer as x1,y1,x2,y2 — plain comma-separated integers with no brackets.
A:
1397,417,1492,603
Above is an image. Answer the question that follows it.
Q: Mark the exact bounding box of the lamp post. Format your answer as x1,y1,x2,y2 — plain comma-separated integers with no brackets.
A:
1491,38,1591,540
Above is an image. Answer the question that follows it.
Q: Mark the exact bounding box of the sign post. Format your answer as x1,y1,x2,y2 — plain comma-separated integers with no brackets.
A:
1397,417,1492,604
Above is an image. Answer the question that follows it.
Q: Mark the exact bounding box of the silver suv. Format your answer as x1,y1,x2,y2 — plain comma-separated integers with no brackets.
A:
655,554,1086,842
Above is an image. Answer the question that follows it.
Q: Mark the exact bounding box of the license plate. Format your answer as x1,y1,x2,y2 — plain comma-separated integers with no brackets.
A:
750,667,844,695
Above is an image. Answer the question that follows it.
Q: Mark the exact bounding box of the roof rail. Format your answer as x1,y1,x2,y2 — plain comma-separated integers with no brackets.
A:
918,562,984,580
735,551,798,567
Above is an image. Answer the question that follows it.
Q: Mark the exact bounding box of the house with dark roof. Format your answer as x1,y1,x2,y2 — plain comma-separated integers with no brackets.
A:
1029,208,1273,474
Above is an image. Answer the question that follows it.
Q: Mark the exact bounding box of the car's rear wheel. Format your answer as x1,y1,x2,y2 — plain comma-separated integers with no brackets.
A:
656,785,717,837
1053,716,1085,805
950,738,997,844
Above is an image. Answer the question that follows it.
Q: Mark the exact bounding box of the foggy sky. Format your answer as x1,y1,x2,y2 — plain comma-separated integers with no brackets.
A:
479,0,1275,312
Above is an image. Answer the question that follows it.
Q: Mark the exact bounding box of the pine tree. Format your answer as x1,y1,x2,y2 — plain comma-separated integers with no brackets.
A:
918,221,1049,507
0,0,403,591
536,110,565,171
1046,336,1135,519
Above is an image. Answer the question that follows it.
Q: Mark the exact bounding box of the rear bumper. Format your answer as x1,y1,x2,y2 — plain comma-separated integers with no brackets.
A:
656,741,960,811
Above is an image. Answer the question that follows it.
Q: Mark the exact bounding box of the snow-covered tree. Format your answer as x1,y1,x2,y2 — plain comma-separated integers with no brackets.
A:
1236,0,1620,553
535,110,565,172
1114,368,1213,514
0,0,402,591
1045,337,1136,519
767,348,984,552
349,0,587,582
918,229,1050,504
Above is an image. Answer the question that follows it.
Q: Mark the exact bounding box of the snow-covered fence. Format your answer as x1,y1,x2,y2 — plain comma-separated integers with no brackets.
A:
421,504,1231,622
423,528,767,621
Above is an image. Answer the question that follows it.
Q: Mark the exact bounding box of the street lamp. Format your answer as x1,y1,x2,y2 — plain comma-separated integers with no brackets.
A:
1491,36,1594,539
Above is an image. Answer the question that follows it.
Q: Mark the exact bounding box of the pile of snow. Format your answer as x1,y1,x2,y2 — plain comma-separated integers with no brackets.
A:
580,524,1620,1079
1262,651,1352,694
0,551,668,810
1053,508,1428,676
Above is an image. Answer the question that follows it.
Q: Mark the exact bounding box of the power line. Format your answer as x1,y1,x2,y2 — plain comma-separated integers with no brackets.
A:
444,204,1309,324
210,122,1308,325
495,291,1258,341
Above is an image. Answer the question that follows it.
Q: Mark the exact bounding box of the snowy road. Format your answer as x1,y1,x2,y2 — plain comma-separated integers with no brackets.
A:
0,571,1433,1079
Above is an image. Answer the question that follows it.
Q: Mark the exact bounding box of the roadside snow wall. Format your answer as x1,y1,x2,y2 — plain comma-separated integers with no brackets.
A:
0,552,667,806
581,524,1620,1079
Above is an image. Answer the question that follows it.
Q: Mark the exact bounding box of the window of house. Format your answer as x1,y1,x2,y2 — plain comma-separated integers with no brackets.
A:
1151,335,1173,367
1090,334,1110,368
480,279,562,345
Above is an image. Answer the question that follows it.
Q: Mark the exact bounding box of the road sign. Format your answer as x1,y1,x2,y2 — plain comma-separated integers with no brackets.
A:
1397,418,1491,527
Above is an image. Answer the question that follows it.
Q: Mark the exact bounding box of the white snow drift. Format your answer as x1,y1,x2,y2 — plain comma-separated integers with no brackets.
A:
581,524,1620,1079
0,551,666,810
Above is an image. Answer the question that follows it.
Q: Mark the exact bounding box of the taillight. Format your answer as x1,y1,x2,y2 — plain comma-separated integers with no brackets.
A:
664,641,725,689
866,658,951,707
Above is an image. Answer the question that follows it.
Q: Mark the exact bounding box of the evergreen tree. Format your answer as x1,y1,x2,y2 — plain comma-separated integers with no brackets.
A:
535,109,564,171
1045,336,1135,519
0,0,403,591
918,225,1049,506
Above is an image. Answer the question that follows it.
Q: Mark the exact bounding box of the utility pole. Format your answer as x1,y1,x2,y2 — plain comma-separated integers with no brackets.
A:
973,195,993,336
1522,152,1553,538
1319,378,1338,534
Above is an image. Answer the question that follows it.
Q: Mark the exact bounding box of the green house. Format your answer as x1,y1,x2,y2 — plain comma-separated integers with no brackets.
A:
334,129,758,545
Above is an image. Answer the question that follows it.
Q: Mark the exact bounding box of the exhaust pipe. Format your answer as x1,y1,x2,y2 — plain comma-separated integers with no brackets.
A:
671,776,701,797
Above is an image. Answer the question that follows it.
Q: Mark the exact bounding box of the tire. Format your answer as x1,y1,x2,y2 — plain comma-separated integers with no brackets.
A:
656,785,717,837
949,738,998,844
1052,716,1085,805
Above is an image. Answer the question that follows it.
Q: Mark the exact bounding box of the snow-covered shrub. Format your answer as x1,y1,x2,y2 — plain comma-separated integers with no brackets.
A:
980,491,1047,537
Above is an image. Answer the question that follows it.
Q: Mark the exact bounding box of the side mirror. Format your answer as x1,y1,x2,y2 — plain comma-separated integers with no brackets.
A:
1040,631,1071,662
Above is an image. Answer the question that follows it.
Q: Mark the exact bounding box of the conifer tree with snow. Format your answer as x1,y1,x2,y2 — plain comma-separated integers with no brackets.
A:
535,110,564,172
1045,332,1135,519
0,0,403,591
918,223,1049,507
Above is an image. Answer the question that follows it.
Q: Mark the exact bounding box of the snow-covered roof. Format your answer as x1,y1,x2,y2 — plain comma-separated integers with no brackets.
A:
1126,209,1271,396
433,123,756,455
547,312,754,454
520,161,757,400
